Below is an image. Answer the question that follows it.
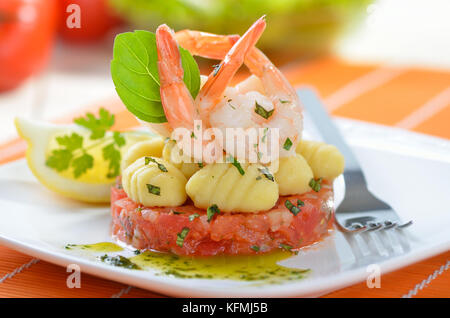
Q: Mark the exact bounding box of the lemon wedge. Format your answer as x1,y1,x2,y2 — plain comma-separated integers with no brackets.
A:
15,117,153,203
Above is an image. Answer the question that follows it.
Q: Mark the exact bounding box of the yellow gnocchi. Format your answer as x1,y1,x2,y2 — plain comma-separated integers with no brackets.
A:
122,156,187,207
121,137,165,171
274,154,314,195
162,140,201,179
186,163,279,213
296,140,344,180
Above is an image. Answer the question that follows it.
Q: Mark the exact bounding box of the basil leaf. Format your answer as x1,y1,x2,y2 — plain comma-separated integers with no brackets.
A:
180,47,200,98
111,30,200,123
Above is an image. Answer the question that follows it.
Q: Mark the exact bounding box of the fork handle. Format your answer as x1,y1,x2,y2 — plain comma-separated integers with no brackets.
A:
297,88,391,211
297,87,362,174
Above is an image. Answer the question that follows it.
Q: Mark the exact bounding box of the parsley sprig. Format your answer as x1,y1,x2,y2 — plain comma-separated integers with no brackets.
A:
45,108,125,179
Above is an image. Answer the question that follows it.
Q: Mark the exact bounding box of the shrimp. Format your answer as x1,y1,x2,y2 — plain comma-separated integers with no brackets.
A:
155,17,266,163
175,27,303,158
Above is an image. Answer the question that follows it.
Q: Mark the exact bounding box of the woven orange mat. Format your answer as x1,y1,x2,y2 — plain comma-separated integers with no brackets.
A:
0,58,449,298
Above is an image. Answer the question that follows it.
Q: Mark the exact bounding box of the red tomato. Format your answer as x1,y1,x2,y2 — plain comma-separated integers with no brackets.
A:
0,0,58,92
58,0,122,43
110,181,334,256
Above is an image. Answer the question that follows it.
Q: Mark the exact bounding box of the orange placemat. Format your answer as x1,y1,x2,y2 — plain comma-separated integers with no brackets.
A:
0,58,449,298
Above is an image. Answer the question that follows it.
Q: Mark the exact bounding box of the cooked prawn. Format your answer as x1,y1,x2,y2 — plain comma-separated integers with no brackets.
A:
175,26,303,158
156,17,266,162
156,16,301,163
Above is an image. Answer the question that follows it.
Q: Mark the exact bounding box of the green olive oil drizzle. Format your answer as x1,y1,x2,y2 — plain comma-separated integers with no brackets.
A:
64,242,310,284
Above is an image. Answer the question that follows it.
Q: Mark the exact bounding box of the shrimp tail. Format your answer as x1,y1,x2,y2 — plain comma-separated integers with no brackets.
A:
175,30,240,60
196,16,266,116
156,24,197,130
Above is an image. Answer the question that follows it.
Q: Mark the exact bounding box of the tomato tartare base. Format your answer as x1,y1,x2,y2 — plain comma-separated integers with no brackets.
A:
111,181,335,256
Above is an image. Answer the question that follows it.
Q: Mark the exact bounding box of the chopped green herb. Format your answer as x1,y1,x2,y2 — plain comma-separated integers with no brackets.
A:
250,245,260,252
279,244,292,251
145,156,168,172
279,99,291,104
135,207,142,212
285,200,300,216
207,204,220,222
172,210,184,215
283,138,293,151
197,162,204,168
297,199,305,207
190,131,196,139
309,178,323,192
99,254,140,269
189,213,200,221
146,184,161,196
134,250,141,255
176,227,190,247
256,176,262,181
228,155,245,175
254,102,274,119
258,167,274,182
227,99,236,109
213,63,221,76
261,127,269,143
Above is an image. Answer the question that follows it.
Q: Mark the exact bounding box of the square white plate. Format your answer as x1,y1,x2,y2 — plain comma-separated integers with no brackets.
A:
0,118,449,297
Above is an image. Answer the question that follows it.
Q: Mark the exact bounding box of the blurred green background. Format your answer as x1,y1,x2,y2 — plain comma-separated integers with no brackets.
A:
0,0,372,94
110,0,372,59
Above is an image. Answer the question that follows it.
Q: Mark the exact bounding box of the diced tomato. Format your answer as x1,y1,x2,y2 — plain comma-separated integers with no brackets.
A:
111,182,334,256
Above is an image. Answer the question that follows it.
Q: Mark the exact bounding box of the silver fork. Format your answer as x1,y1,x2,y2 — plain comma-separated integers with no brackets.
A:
297,88,413,234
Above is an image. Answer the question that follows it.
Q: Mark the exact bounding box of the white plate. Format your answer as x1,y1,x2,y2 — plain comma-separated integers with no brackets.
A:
0,118,449,297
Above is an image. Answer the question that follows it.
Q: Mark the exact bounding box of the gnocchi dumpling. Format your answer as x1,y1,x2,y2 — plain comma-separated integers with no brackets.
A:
275,154,314,195
162,140,201,179
296,140,344,180
186,163,279,213
122,156,187,207
121,137,165,171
